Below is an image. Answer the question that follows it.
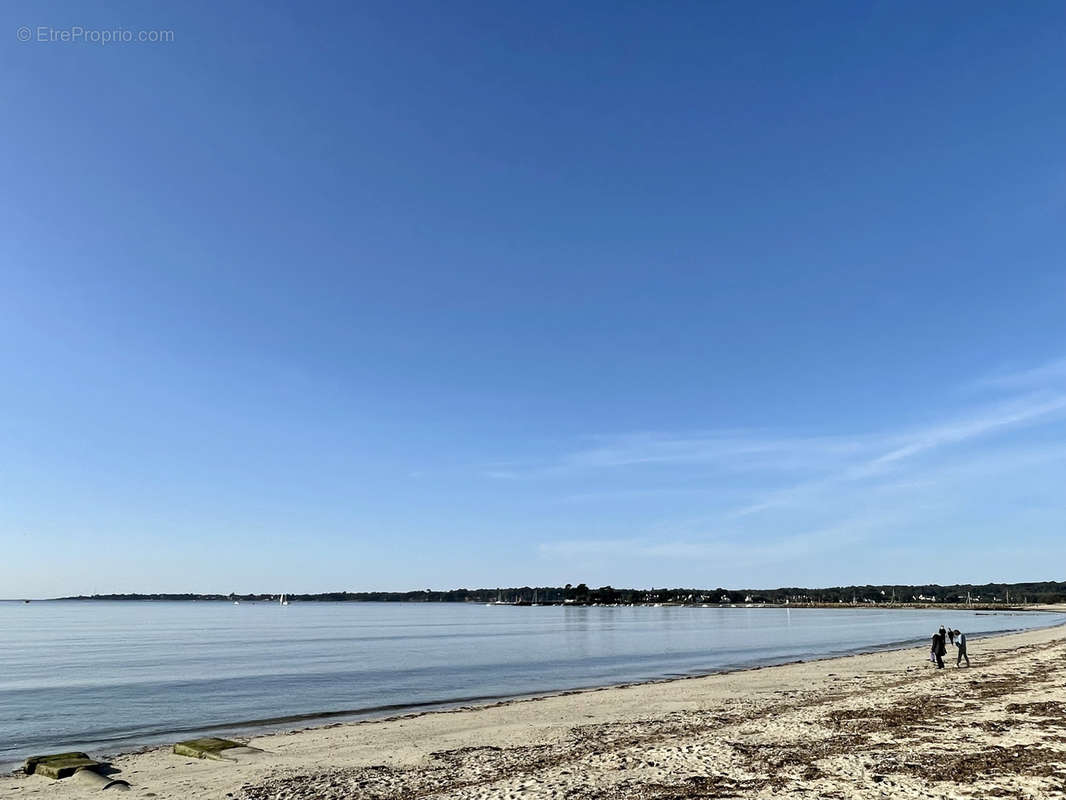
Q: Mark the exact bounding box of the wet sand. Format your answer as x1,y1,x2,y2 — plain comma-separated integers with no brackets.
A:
5,618,1066,799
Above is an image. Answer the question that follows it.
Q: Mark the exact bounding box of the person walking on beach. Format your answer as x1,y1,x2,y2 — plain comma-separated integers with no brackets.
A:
930,627,946,669
954,629,969,667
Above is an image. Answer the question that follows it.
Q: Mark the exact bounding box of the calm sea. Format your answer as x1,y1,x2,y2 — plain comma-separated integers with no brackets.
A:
1,601,1061,770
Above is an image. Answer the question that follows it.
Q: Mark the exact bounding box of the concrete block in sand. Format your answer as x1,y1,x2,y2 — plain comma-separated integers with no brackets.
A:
24,752,100,779
173,737,263,762
24,752,130,790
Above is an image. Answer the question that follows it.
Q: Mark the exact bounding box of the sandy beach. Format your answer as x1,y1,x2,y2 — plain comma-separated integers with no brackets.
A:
5,618,1066,800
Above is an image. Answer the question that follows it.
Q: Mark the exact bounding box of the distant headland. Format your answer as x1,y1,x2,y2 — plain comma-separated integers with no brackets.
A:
54,580,1066,607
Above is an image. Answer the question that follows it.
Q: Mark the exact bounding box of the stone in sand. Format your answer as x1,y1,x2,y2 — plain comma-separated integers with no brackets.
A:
24,752,101,779
173,737,262,761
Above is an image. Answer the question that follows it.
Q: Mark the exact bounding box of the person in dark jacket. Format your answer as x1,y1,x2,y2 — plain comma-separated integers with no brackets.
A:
931,627,947,669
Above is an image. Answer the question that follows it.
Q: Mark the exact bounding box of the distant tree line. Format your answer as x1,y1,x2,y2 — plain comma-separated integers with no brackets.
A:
57,580,1066,605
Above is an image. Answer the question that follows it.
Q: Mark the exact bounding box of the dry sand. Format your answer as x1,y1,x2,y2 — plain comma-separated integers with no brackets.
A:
5,619,1066,799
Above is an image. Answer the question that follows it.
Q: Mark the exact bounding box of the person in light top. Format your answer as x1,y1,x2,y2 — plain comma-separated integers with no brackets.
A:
954,629,970,667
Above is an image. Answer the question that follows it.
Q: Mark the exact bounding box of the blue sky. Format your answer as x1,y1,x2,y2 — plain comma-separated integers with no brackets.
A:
2,1,1065,597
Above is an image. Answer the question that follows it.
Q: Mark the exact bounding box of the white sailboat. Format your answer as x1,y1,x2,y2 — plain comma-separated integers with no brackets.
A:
488,589,515,606
280,593,288,606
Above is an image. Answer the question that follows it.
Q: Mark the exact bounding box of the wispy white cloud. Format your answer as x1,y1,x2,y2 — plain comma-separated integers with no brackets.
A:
539,517,880,565
485,431,872,481
974,357,1066,392
521,356,1066,576
862,393,1066,471
490,388,1066,523
557,431,864,470
483,469,523,480
489,356,1066,486
729,391,1066,517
